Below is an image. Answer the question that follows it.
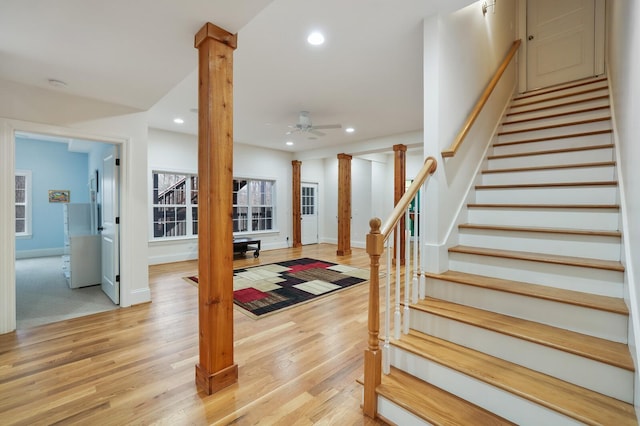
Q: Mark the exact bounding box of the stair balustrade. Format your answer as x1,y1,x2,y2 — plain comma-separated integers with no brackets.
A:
363,156,437,417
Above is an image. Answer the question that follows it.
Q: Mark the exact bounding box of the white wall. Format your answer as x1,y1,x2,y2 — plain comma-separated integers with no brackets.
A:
422,1,518,272
147,129,295,264
0,79,150,333
606,0,640,408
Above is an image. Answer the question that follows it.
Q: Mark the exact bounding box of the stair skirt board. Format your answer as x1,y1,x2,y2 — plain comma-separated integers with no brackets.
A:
407,310,633,403
388,348,585,425
466,206,620,230
448,253,623,298
458,228,621,261
491,132,612,156
424,278,628,343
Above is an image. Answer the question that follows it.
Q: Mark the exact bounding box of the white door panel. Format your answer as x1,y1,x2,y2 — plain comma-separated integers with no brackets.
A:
527,0,595,90
101,147,120,304
301,183,318,245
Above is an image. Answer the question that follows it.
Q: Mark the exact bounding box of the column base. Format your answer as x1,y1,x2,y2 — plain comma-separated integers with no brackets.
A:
195,363,238,395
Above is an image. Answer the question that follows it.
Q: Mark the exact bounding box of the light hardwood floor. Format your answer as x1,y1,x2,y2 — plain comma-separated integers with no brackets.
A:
0,244,388,425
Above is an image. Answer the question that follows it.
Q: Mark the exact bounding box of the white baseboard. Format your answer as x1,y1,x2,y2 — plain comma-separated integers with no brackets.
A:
15,248,64,259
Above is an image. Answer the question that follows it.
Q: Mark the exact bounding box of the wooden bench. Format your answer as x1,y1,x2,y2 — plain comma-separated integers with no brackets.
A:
233,238,261,258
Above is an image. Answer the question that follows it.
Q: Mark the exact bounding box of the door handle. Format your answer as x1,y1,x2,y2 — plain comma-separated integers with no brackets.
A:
528,35,534,41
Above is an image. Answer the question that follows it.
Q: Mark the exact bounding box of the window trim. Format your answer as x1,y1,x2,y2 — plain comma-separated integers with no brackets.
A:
15,169,32,238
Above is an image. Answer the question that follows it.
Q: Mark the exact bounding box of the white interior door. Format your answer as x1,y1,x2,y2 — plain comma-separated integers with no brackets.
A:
101,147,120,304
526,0,595,90
301,183,318,245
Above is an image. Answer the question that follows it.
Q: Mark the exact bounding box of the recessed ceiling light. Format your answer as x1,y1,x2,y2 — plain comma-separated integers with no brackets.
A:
307,31,325,46
48,78,67,88
173,118,184,124
345,127,355,133
285,141,294,146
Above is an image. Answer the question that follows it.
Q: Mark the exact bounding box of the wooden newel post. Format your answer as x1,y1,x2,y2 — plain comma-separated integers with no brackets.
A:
363,218,383,418
194,22,238,395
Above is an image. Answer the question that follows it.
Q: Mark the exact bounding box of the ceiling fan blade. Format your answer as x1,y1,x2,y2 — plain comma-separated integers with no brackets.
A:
310,129,326,137
313,124,342,130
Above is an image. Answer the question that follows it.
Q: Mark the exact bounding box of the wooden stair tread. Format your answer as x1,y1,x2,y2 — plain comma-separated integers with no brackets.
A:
414,298,634,371
467,203,619,210
507,95,609,117
513,77,608,101
498,116,611,136
425,270,628,315
449,245,625,272
482,161,615,174
488,143,613,160
394,331,637,425
510,85,609,108
503,105,610,126
475,181,617,189
377,367,516,426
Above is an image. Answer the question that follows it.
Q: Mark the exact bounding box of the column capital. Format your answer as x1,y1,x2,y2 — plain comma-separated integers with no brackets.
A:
195,22,237,49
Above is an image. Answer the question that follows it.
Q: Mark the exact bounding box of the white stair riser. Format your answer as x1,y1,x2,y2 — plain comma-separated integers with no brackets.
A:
409,311,633,403
510,88,609,110
448,252,624,298
492,132,611,156
377,397,432,426
504,98,610,123
425,278,628,343
475,185,618,205
467,207,620,230
513,82,608,103
487,147,614,169
390,346,588,425
501,109,611,133
458,229,621,261
481,165,616,185
497,120,611,144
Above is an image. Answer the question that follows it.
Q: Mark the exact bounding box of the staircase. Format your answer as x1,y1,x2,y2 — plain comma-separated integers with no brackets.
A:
376,77,638,425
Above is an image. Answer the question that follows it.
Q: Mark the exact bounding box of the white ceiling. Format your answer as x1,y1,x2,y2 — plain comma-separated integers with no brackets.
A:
0,0,476,153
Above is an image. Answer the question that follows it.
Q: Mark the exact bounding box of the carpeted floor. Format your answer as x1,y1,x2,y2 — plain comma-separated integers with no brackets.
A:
16,256,118,329
185,257,369,319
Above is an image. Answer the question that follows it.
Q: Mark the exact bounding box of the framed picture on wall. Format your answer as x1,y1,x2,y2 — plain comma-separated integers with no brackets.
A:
48,190,70,203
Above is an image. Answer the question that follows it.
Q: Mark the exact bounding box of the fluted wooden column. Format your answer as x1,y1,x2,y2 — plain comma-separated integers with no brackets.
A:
194,22,238,395
337,153,352,256
292,160,302,248
393,144,407,265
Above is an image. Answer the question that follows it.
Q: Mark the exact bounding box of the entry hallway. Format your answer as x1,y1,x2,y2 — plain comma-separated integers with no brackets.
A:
0,244,387,425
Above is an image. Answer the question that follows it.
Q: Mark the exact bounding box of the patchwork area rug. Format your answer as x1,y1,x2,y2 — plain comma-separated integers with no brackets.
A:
184,257,369,319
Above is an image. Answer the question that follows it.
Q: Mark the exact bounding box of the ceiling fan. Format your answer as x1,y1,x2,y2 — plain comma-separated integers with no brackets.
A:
286,111,342,137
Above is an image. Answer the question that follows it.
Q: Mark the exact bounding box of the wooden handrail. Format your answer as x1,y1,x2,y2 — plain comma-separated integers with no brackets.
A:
441,39,522,158
363,155,437,418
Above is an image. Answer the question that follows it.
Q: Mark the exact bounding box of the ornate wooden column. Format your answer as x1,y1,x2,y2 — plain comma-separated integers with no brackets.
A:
194,22,238,395
337,153,352,256
292,160,302,248
393,144,407,265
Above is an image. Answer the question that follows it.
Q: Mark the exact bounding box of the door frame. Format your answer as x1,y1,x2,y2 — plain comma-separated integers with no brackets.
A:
517,0,606,94
0,118,127,333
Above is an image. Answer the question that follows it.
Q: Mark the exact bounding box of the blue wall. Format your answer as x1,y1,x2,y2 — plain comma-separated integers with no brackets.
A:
15,138,89,253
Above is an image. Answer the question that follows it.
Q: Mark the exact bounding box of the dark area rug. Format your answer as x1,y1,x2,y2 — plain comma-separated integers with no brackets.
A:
184,257,369,319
